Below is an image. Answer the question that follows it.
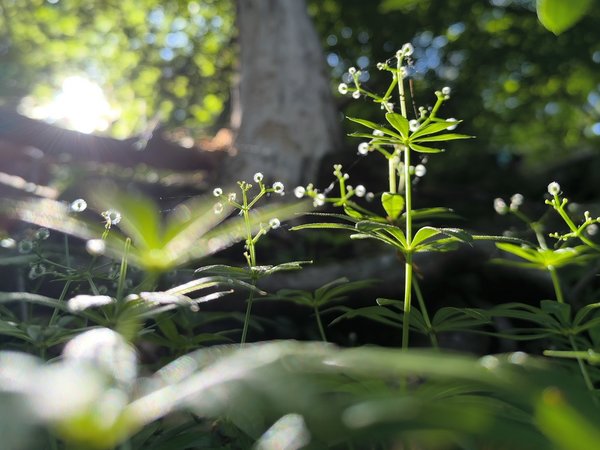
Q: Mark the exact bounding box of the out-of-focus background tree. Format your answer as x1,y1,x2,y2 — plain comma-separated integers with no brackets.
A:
1,0,599,210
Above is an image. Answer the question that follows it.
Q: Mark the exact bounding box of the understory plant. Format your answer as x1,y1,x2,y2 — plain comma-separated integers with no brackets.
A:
0,45,599,450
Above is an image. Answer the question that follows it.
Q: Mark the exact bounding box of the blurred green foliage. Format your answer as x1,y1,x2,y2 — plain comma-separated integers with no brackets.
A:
309,0,600,171
0,0,235,137
2,0,600,171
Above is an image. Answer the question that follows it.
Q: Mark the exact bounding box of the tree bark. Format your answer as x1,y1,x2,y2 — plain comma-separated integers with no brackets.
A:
228,0,342,188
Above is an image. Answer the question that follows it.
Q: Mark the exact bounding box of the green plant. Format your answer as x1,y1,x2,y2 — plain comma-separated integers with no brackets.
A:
2,44,600,450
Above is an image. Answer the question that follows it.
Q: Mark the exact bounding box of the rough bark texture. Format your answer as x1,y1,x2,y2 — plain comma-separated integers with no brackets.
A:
228,0,342,187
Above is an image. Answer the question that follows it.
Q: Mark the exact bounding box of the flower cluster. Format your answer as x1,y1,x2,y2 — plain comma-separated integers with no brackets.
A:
294,164,373,208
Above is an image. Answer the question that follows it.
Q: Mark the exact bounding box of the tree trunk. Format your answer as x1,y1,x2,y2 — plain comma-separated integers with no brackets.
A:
228,0,342,188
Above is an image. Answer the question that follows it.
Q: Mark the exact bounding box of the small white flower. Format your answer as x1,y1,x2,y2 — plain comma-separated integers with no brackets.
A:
18,240,33,254
29,264,46,279
587,223,599,236
86,239,106,255
338,83,348,95
358,142,370,155
415,164,427,177
376,62,385,70
348,67,357,75
354,185,366,197
227,192,237,202
269,218,281,229
441,86,451,96
213,202,224,214
372,129,384,137
272,182,285,195
493,198,508,215
409,120,419,132
314,193,326,207
510,193,524,210
101,209,121,227
446,118,458,131
35,228,50,240
365,192,375,202
213,187,223,197
352,90,361,100
548,181,561,196
401,43,414,56
294,186,306,198
70,198,87,212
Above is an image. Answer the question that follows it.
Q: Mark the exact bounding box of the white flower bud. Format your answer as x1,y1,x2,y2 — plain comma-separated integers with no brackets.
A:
338,83,348,95
547,182,561,196
70,198,87,212
401,43,414,56
415,164,427,177
294,186,306,198
269,218,280,229
441,86,451,96
358,142,369,155
352,90,361,99
446,118,458,131
354,185,366,197
409,120,419,132
494,198,508,215
272,181,285,195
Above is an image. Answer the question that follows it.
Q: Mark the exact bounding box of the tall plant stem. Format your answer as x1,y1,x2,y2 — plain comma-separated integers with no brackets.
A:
402,255,413,351
397,55,414,351
568,335,595,395
549,266,595,395
314,306,327,342
548,267,565,304
240,287,256,345
413,278,438,348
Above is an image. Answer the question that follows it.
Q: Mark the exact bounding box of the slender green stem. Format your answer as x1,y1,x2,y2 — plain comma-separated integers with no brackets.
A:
552,196,600,250
49,279,71,326
412,278,438,349
388,157,397,194
398,67,407,119
314,305,327,342
64,234,71,268
398,52,414,352
548,264,594,395
240,287,256,345
548,266,565,304
116,238,131,301
568,335,596,395
402,255,413,351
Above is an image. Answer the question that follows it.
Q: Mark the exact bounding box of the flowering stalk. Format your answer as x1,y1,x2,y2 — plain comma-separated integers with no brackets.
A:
397,45,414,351
213,174,284,344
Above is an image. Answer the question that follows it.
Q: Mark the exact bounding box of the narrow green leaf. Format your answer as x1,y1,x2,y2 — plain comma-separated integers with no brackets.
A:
414,133,473,143
408,142,444,154
347,116,402,139
385,112,410,138
290,222,359,232
410,121,462,139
